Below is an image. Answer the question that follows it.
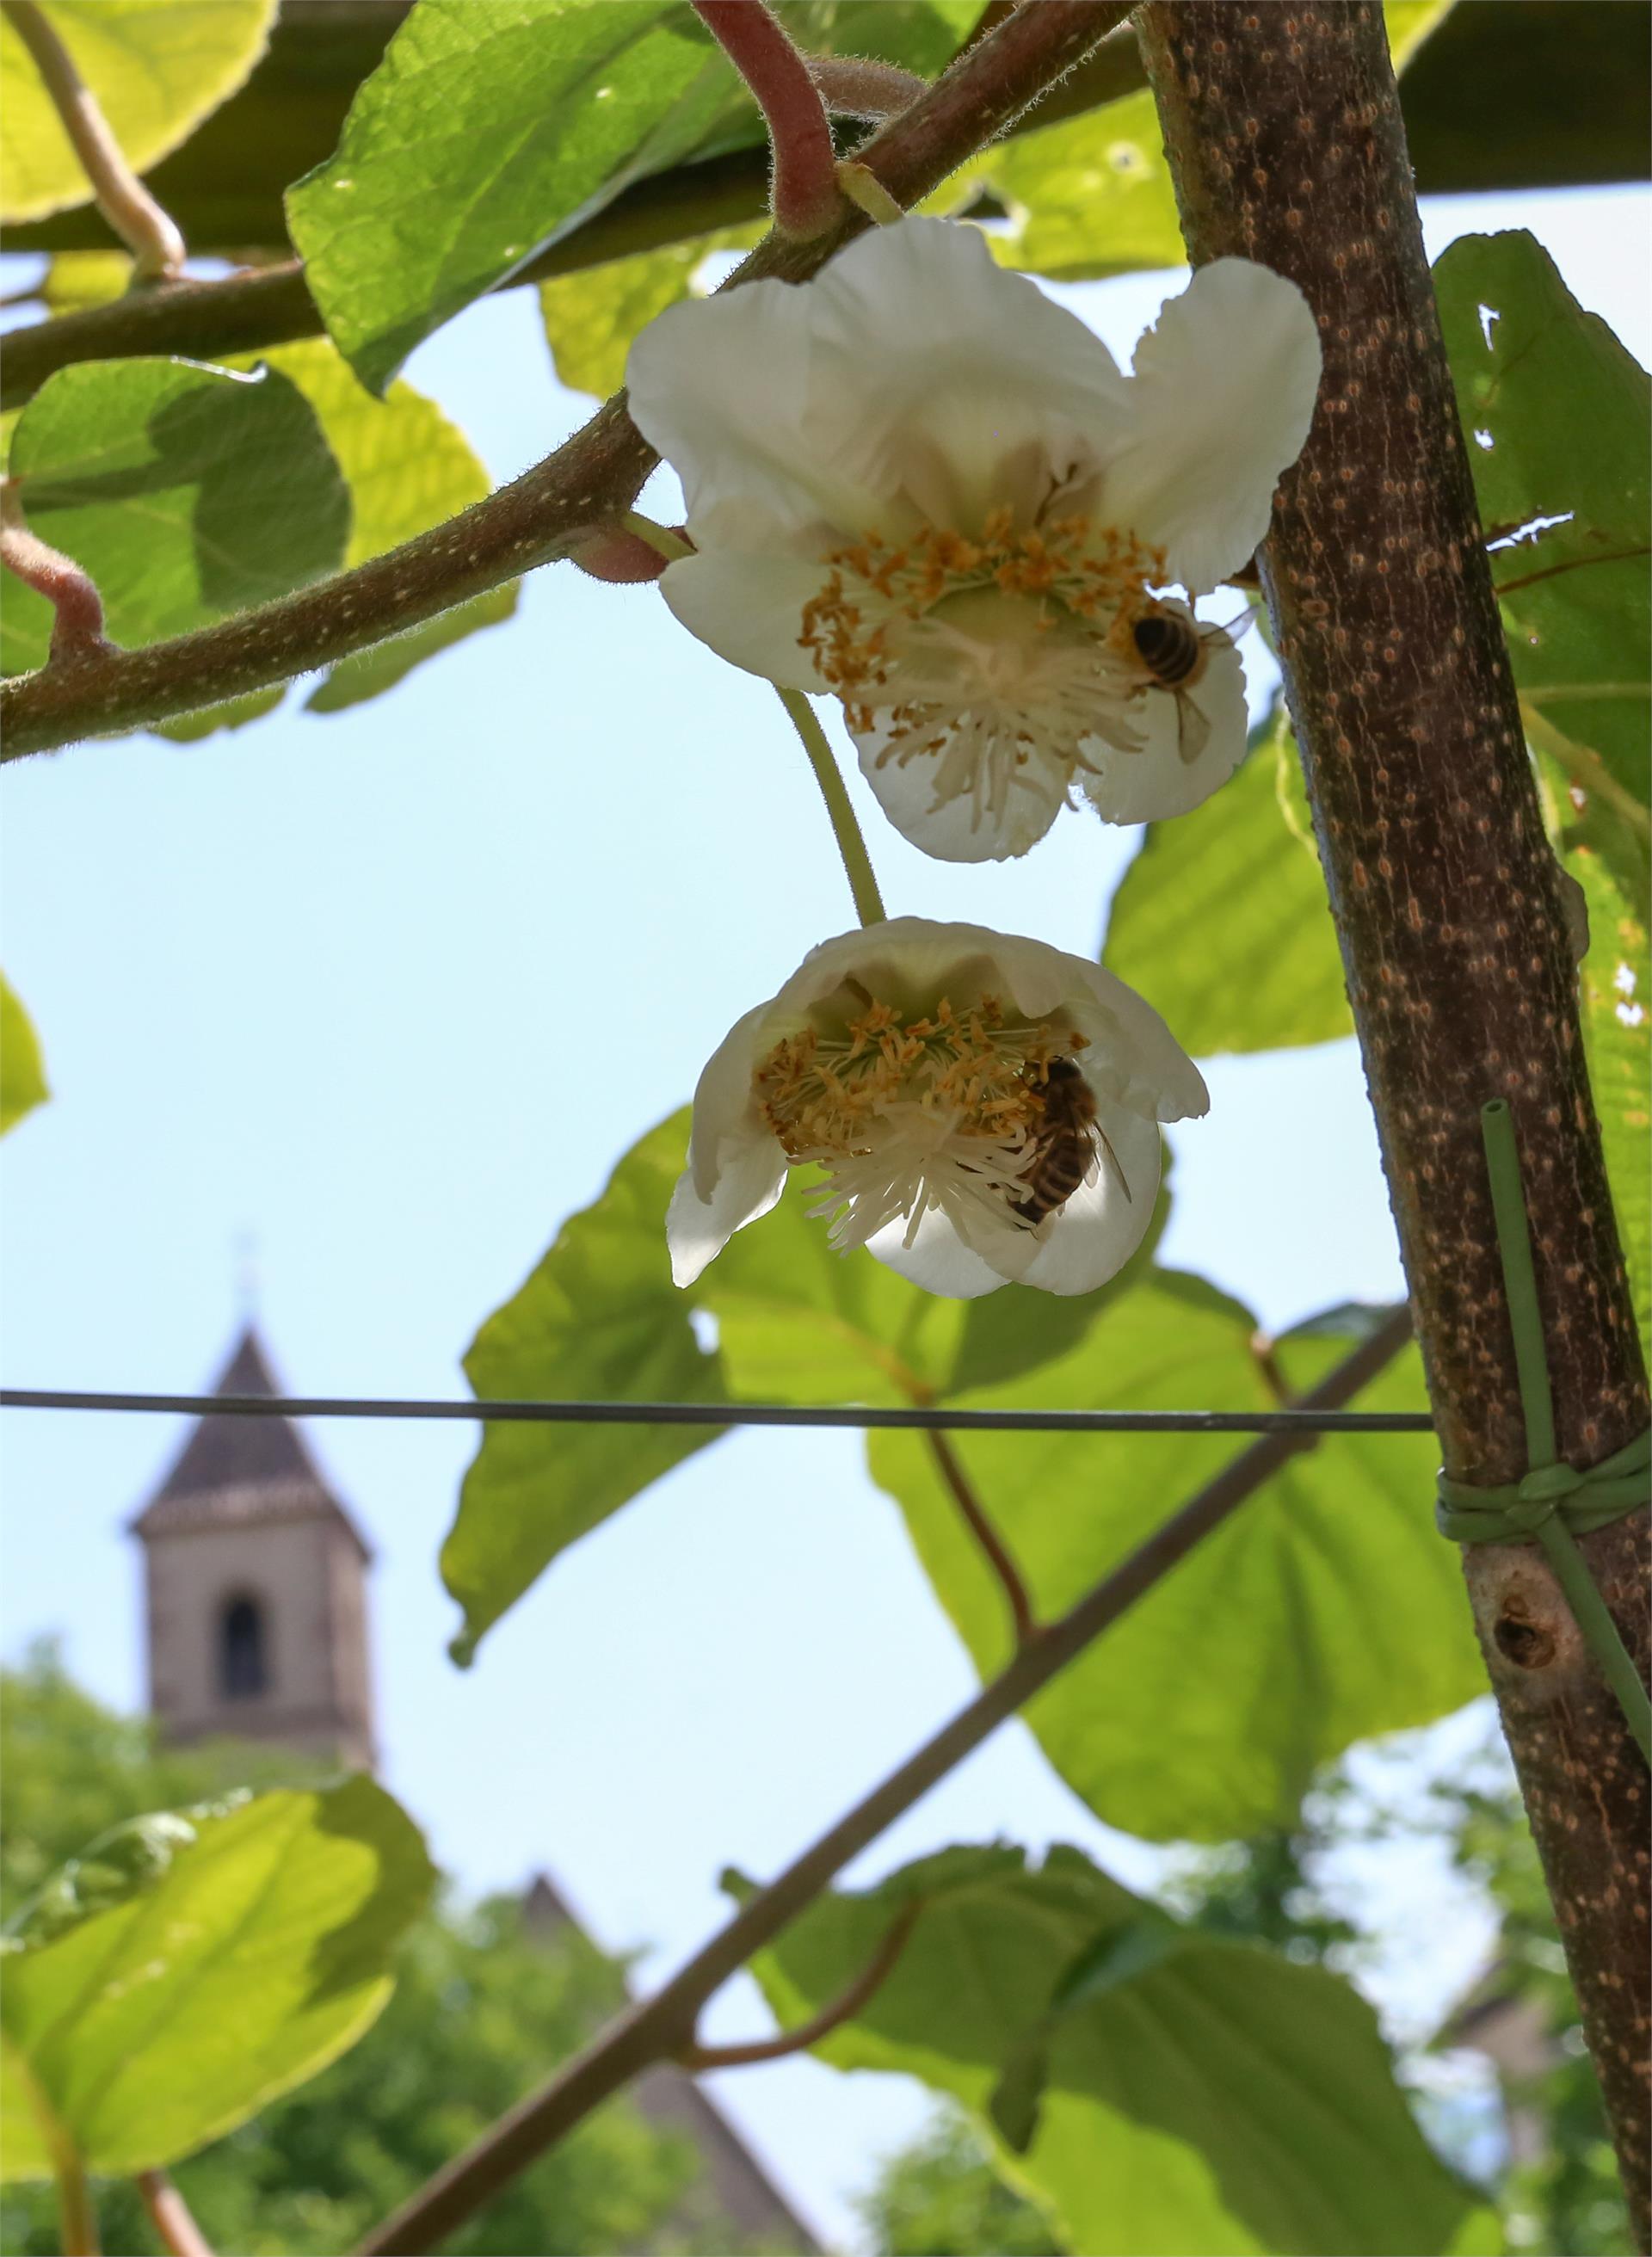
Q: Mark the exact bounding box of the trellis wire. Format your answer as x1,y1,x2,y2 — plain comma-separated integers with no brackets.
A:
0,1389,1434,1434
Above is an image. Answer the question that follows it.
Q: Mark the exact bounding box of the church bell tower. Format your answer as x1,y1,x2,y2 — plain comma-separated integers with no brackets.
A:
130,1327,376,1770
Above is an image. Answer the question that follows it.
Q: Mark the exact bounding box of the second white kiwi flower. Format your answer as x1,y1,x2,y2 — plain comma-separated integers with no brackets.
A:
627,216,1320,862
668,919,1208,1299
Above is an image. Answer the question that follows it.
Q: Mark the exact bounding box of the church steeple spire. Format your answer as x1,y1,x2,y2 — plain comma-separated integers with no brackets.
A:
129,1326,375,1769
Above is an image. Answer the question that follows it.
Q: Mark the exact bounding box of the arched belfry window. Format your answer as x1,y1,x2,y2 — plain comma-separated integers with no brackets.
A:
219,1593,269,1699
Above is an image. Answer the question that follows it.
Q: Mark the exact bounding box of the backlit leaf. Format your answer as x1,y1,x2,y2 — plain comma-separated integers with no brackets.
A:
444,1111,727,1664
0,975,49,1136
2,359,349,673
1103,707,1352,1056
0,1,276,224
738,1843,1487,2256
0,1779,435,2178
867,1284,1477,1841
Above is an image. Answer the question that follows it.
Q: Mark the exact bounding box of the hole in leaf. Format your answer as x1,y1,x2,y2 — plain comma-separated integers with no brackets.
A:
1488,512,1574,552
1477,302,1500,349
1473,428,1495,450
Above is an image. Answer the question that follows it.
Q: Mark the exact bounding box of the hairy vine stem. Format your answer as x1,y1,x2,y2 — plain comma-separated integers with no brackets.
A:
353,1306,1410,2255
1137,4,1651,2229
0,1,1132,762
1,0,184,279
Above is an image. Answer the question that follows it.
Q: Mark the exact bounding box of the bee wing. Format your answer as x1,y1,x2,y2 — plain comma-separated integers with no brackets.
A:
1175,692,1212,767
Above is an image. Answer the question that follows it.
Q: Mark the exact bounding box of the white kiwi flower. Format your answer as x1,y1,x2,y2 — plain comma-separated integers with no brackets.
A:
669,919,1208,1299
626,216,1320,863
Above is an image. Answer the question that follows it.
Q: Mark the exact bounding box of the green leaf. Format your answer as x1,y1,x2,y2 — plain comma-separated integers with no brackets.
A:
1435,231,1649,884
0,1778,435,2179
444,1110,728,1664
1568,841,1650,1354
1103,708,1353,1057
287,0,746,393
0,974,50,1136
737,1843,1487,2256
0,1,276,223
539,222,761,401
2,359,350,673
40,251,132,311
1383,0,1458,71
868,1282,1480,1841
1436,231,1650,1342
985,91,1184,283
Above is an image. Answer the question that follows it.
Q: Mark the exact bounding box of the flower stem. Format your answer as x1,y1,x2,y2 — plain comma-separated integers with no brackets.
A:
137,2173,216,2257
53,2154,100,2257
776,688,887,928
691,1,841,237
2,0,185,279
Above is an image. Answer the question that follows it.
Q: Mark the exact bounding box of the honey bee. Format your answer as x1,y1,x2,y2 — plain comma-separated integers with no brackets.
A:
1131,607,1245,766
1011,1057,1131,1226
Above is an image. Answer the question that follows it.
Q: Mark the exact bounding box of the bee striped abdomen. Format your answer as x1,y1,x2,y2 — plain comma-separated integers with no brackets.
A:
1131,612,1203,686
1010,1056,1101,1226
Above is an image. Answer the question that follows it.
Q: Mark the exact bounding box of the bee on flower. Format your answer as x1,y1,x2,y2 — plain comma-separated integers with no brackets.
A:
627,217,1320,863
668,919,1208,1299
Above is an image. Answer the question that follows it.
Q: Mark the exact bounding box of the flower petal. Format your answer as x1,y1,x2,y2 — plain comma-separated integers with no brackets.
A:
666,1150,787,1287
1103,258,1322,592
657,551,826,692
1082,608,1249,824
627,219,1130,545
851,713,1069,864
1071,968,1211,1124
866,1205,1006,1298
1017,1108,1162,1294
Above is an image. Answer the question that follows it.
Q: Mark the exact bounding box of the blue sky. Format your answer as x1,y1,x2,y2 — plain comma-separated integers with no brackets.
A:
2,185,1646,2244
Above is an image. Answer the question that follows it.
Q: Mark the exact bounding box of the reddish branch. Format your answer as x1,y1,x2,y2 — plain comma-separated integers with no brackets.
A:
692,2,841,236
0,0,1132,762
1138,3,1650,2230
136,2174,216,2257
675,1898,922,2069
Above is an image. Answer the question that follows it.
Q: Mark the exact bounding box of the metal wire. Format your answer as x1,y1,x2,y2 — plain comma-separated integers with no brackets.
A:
0,1389,1435,1435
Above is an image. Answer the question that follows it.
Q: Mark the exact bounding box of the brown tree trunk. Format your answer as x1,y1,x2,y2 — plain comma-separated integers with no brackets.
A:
1137,3,1650,2233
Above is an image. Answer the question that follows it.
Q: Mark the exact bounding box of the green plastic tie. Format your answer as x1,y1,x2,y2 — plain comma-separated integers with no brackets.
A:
1435,1100,1651,1764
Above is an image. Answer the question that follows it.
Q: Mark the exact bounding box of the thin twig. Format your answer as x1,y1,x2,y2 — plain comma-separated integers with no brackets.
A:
136,2174,216,2257
676,1897,922,2069
1494,546,1651,598
693,2,841,237
0,1,1134,760
2,0,184,279
928,1432,1039,1645
352,1305,1410,2256
0,479,110,662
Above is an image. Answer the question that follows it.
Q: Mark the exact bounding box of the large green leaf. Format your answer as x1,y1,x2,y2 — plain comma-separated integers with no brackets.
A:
0,1,276,224
868,1284,1479,1841
737,1844,1489,2256
287,0,751,393
445,1111,728,1664
1103,708,1352,1057
0,974,49,1136
1,359,350,674
1436,231,1649,885
0,1779,435,2180
1436,231,1650,1341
